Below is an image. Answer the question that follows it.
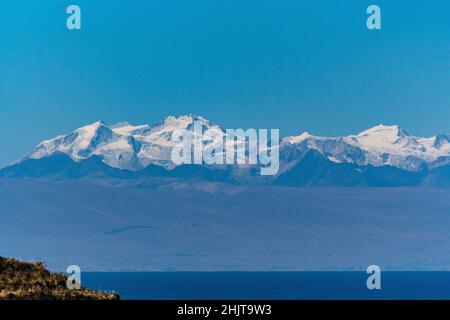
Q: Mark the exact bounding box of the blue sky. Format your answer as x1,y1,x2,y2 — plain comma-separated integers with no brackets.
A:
0,0,449,166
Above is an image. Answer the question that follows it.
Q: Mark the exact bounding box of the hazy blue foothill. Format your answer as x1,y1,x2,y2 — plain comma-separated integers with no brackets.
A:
1,150,449,188
1,177,450,271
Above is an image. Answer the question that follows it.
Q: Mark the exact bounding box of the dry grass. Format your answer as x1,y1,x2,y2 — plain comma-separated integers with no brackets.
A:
0,257,119,300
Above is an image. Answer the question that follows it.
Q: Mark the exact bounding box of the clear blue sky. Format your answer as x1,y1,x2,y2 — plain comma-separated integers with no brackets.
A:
0,0,449,166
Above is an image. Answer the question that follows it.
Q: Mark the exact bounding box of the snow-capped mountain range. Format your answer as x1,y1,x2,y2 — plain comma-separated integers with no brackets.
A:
283,124,450,172
18,114,450,173
23,115,226,171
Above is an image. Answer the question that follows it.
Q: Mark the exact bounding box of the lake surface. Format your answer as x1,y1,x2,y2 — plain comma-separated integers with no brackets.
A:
82,272,450,300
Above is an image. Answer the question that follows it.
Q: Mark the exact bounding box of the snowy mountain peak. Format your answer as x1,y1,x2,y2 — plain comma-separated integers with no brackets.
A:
157,114,218,130
110,122,151,136
73,120,107,136
22,115,226,171
283,132,317,144
351,124,414,152
357,124,409,138
282,124,449,171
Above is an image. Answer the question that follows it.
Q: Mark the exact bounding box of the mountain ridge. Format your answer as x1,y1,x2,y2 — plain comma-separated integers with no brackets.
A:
14,116,450,171
2,146,450,188
2,115,449,188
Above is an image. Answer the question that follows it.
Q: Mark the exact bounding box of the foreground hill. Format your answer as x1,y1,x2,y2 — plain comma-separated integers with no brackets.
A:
0,257,118,300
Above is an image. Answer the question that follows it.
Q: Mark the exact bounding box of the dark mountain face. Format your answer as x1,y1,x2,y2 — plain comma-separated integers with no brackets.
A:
274,150,431,188
1,151,449,188
0,152,77,178
0,152,134,180
422,165,450,188
0,152,235,184
363,165,424,187
274,150,365,187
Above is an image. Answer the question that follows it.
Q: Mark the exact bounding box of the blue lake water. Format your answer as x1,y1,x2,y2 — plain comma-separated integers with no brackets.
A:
82,272,450,300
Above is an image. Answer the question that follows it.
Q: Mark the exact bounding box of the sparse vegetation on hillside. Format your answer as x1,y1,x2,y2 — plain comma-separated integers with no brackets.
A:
0,257,119,300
